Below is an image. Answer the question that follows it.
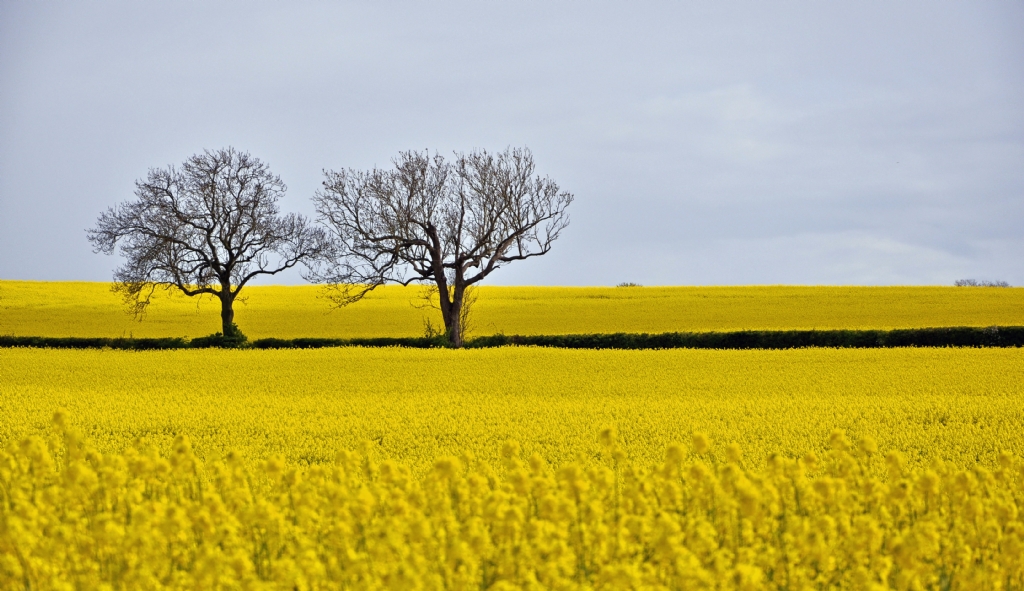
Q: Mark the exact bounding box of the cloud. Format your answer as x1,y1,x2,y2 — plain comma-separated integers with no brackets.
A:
1,1,1021,285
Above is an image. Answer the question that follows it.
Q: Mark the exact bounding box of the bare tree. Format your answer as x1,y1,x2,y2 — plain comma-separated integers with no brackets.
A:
310,147,573,347
88,147,328,339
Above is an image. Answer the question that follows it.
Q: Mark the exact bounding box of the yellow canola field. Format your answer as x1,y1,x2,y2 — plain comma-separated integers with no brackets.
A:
4,405,1024,589
2,280,1023,339
2,347,1021,474
3,347,1024,589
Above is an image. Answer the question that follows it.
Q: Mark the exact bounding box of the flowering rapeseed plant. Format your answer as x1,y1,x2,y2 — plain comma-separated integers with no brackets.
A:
2,415,1022,590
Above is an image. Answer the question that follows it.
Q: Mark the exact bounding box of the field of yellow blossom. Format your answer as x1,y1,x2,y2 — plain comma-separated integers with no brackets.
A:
2,345,1023,588
3,282,1024,588
1,416,1020,590
2,280,1023,338
2,347,1021,473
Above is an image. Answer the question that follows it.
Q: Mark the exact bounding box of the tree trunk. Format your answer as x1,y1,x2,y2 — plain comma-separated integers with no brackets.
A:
448,300,463,348
219,292,236,337
439,283,465,348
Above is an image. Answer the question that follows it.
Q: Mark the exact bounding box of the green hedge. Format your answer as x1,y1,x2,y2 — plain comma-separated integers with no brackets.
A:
2,326,1022,350
465,326,1024,349
249,337,438,349
0,336,189,349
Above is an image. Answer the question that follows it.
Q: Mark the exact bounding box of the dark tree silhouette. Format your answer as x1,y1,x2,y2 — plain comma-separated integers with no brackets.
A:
310,147,573,347
88,147,327,339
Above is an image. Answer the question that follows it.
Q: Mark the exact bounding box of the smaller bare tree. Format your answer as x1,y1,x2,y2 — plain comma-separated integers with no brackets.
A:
88,147,328,339
310,147,573,347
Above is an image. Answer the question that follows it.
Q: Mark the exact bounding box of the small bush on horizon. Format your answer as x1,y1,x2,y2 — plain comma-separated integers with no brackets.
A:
955,279,1011,287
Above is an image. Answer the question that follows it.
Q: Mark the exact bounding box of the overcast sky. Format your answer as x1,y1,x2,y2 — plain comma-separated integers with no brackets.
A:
1,1,1021,286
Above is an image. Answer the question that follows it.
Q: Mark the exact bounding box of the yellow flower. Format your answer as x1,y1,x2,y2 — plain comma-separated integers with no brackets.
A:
692,432,710,455
433,456,462,480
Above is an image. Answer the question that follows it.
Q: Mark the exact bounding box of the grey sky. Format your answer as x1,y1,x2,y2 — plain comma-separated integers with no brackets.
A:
1,1,1021,286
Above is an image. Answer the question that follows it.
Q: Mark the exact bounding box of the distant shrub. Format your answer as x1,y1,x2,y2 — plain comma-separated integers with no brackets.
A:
954,279,1010,287
189,323,248,348
616,282,643,287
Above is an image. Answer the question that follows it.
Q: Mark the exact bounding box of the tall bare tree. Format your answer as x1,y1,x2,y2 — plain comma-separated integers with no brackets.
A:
310,147,573,347
88,147,327,339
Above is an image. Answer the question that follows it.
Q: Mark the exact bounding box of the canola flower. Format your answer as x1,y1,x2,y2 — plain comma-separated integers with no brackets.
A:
2,416,1022,590
2,347,1022,474
2,280,1023,339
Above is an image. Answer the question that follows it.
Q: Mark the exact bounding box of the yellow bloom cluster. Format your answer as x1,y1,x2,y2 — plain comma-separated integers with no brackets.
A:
3,418,1022,590
2,280,1022,339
